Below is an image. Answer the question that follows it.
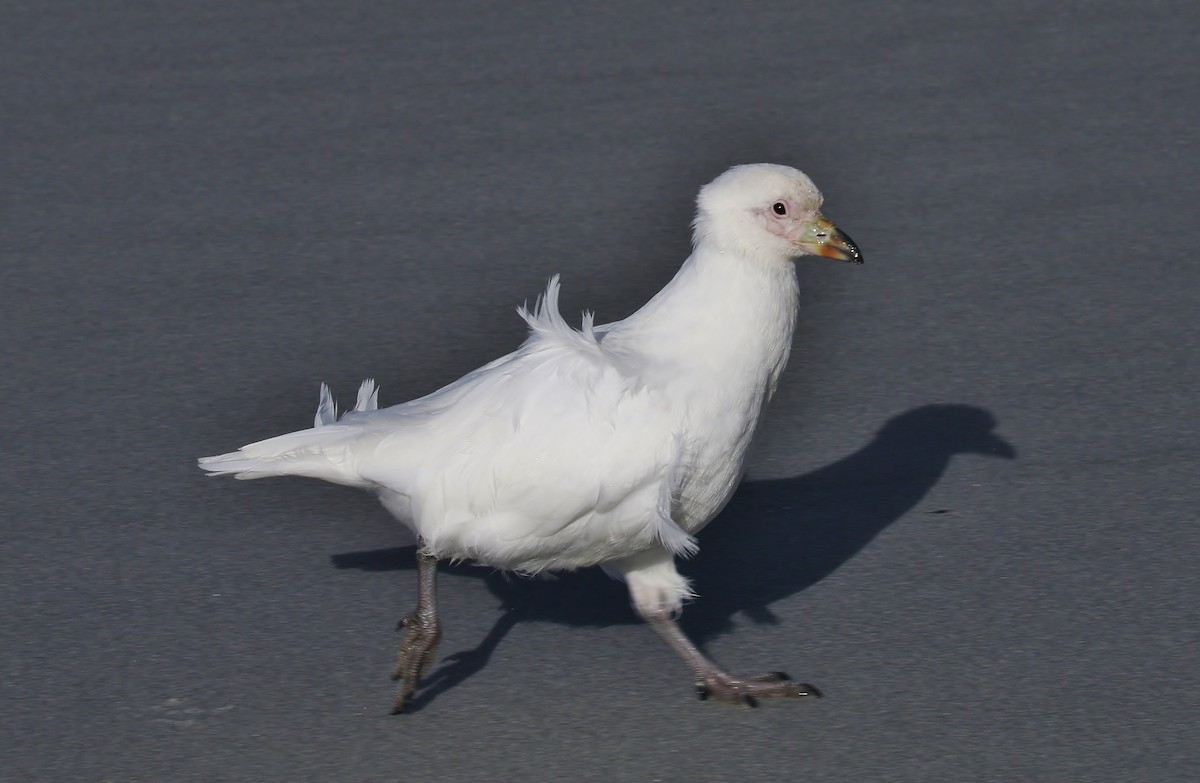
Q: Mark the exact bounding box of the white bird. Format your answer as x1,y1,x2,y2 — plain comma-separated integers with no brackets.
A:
199,163,863,711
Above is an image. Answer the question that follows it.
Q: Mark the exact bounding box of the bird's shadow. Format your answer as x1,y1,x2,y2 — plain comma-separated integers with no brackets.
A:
332,404,1014,711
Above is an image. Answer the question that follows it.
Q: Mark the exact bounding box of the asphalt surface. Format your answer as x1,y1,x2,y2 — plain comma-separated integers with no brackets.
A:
3,2,1198,781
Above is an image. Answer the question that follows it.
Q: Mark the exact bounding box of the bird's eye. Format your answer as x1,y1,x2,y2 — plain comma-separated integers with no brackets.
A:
772,202,787,216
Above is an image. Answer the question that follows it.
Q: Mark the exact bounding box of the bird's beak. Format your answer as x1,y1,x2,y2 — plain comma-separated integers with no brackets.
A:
800,216,863,264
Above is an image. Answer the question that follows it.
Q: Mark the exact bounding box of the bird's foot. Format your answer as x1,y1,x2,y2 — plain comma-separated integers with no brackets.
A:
693,669,821,706
390,612,442,713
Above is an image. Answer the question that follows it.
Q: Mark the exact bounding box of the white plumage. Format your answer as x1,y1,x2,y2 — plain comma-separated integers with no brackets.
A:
199,163,862,709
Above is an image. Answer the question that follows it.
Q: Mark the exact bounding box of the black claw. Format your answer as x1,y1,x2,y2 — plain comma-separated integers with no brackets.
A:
695,684,709,701
741,694,758,708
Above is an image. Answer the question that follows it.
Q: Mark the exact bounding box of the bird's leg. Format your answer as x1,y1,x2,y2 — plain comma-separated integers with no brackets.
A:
644,610,821,706
391,543,442,713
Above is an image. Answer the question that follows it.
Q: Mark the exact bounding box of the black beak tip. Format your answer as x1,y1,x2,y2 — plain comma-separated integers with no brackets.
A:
841,229,864,265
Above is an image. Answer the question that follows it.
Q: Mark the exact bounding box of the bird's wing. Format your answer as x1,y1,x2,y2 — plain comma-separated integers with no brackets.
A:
355,277,697,567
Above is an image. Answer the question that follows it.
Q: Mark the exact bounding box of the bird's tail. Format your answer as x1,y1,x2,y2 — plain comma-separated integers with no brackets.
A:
198,380,379,487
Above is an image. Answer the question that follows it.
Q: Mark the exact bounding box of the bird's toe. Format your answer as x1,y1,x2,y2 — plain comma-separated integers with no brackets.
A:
693,669,820,706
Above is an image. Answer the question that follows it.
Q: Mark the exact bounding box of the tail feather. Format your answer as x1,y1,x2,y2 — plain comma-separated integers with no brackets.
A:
197,425,366,485
199,382,375,487
354,379,379,412
315,382,338,427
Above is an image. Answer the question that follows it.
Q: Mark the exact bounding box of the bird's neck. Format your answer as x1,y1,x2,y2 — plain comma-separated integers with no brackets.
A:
607,245,800,394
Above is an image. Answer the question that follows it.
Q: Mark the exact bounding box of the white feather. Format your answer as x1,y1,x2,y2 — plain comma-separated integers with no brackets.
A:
314,382,337,428
354,379,379,412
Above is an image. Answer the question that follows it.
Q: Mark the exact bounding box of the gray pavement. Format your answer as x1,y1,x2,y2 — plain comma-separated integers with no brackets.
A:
3,2,1198,781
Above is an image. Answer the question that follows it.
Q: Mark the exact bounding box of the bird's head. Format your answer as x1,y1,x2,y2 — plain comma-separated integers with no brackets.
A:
692,163,862,265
